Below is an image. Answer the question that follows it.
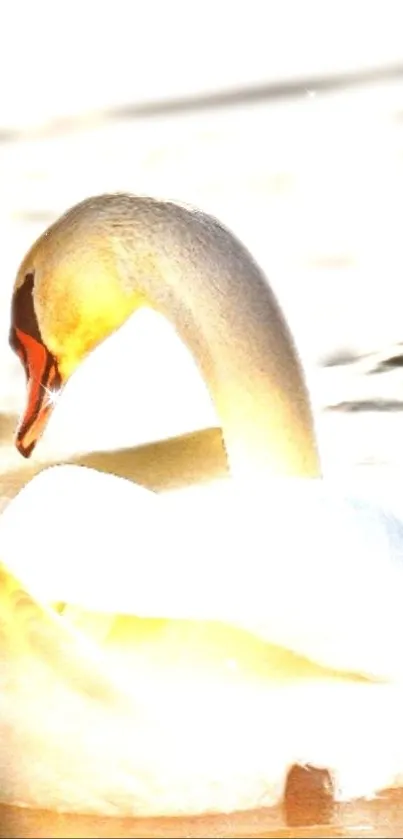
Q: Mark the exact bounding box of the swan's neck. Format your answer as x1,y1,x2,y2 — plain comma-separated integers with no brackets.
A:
115,201,320,479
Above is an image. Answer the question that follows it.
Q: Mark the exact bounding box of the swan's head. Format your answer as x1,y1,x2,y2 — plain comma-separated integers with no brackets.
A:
9,196,145,457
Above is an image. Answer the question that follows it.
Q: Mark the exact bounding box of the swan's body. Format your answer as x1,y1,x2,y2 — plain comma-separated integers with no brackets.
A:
2,193,403,818
2,465,403,817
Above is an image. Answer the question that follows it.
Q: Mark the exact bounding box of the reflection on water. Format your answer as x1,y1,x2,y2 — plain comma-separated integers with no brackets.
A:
2,789,403,838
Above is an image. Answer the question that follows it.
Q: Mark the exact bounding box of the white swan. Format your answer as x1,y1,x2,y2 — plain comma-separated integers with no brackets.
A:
1,193,403,819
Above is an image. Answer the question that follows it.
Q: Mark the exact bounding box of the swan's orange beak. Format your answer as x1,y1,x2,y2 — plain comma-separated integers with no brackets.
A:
13,327,61,458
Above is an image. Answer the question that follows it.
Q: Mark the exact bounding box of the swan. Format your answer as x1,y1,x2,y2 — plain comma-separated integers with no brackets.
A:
2,193,403,821
10,193,320,477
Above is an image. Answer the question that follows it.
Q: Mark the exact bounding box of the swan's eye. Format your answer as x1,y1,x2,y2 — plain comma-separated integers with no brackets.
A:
10,271,41,345
9,271,40,379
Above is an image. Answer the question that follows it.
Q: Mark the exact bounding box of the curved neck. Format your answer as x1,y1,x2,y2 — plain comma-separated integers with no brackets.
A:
113,200,320,479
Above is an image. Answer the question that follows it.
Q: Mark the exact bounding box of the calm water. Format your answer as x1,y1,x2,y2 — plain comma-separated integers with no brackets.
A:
2,791,403,838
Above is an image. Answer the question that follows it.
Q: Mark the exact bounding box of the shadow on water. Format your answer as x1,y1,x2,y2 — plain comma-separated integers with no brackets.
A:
2,62,403,144
2,786,403,838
